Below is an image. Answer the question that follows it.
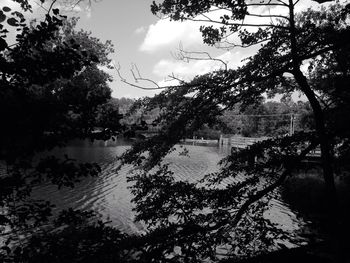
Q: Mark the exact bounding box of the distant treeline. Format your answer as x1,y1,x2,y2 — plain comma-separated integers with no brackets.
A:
113,97,314,139
113,97,159,126
219,98,314,137
112,97,135,114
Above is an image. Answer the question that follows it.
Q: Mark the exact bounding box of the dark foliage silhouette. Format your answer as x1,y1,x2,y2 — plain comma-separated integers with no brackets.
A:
118,1,350,262
0,1,124,261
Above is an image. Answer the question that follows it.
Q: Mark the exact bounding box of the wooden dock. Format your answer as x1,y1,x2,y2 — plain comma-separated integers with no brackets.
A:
219,135,269,149
181,138,219,146
220,134,321,163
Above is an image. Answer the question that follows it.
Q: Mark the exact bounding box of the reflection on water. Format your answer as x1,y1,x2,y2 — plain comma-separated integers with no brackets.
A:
31,138,301,236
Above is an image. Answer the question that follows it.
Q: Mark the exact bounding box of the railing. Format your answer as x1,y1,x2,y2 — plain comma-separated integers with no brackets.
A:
220,135,269,149
181,138,219,146
230,136,269,149
220,135,321,163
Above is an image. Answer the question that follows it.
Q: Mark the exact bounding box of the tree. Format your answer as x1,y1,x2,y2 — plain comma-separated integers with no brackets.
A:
0,2,124,261
118,1,350,262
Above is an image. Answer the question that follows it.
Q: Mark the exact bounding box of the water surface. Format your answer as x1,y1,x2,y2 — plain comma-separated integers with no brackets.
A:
31,139,300,237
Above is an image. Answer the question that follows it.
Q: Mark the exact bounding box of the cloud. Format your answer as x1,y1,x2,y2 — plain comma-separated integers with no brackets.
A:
1,0,41,14
152,47,258,81
1,0,22,10
1,0,91,20
140,19,203,53
52,3,92,19
97,64,115,74
115,93,141,99
143,1,333,84
140,0,333,53
139,5,284,53
157,78,180,87
266,92,307,102
139,4,290,53
135,26,146,35
85,8,92,18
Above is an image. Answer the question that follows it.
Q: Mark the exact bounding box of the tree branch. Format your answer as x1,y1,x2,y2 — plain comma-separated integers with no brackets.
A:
47,0,58,14
245,3,289,7
113,62,180,91
275,0,290,6
205,139,319,233
173,43,228,71
187,17,289,30
245,13,289,21
215,37,271,49
231,140,318,227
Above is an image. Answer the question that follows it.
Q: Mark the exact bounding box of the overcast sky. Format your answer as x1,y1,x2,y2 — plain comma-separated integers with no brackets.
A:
3,0,331,99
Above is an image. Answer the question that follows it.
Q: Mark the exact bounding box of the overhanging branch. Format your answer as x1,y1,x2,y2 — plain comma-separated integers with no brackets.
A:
188,17,289,30
113,62,184,91
173,43,228,71
231,140,319,228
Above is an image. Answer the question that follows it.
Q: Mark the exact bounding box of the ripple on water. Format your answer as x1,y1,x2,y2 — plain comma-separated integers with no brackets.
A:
30,143,302,236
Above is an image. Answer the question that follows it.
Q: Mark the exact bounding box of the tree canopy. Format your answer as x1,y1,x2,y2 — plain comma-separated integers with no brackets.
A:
0,2,123,261
117,0,350,262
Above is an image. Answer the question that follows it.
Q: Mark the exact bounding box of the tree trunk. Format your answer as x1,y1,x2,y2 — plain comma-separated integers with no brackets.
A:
293,67,345,263
293,70,337,201
288,1,343,261
287,0,337,212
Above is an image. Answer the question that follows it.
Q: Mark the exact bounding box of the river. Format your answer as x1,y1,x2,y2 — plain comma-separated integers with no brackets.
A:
30,138,302,240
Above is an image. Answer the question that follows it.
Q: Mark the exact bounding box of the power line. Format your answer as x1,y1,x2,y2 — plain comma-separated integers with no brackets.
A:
223,113,300,135
223,113,301,117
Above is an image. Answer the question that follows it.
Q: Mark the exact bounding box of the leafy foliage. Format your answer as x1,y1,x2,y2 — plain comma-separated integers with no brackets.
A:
0,1,123,260
119,1,350,261
9,209,135,263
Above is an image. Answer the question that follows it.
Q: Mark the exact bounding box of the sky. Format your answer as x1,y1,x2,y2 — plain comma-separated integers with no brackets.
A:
2,0,331,99
73,0,246,99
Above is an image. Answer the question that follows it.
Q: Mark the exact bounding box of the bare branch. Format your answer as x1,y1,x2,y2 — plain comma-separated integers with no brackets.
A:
114,34,330,95
173,43,228,71
215,37,271,50
245,13,289,21
245,3,289,7
113,62,176,91
275,0,290,6
47,0,58,14
167,72,187,85
293,0,302,6
187,17,289,30
71,0,85,9
33,1,49,12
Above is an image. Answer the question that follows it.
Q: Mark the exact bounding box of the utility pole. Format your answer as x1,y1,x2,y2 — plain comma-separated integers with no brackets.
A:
289,114,295,135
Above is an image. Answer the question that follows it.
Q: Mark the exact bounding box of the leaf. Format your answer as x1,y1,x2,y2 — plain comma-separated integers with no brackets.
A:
0,11,6,23
52,8,59,15
2,6,11,12
12,11,24,19
0,37,7,51
0,214,10,224
7,17,18,27
1,246,11,254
